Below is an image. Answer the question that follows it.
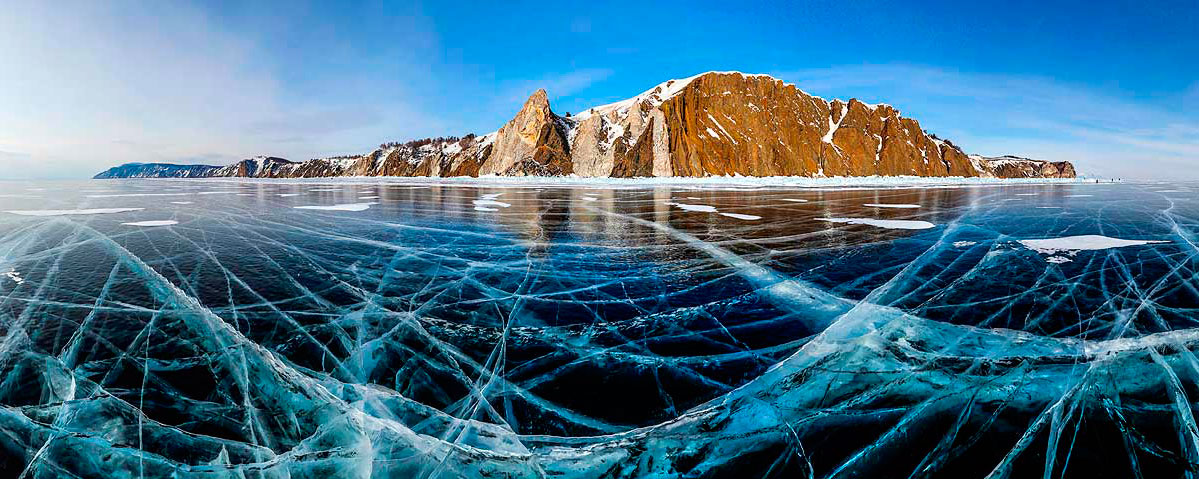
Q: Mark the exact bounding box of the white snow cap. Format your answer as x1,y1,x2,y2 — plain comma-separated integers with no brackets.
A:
574,72,784,121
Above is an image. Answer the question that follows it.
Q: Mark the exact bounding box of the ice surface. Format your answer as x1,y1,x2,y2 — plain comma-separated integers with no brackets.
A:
0,179,1194,478
294,202,377,211
863,203,921,208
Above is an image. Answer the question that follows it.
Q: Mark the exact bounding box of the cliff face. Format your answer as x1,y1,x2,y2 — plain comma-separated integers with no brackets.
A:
210,156,299,178
95,72,1076,180
647,73,978,177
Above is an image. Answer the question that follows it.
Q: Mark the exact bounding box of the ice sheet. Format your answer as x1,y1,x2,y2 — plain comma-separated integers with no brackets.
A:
0,179,1190,479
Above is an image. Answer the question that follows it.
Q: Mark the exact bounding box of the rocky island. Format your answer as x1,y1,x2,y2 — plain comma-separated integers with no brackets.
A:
95,72,1075,180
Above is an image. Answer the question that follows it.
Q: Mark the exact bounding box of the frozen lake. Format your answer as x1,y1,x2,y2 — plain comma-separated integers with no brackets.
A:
0,178,1194,477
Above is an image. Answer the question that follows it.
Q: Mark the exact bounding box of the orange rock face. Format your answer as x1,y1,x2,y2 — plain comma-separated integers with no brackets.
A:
657,73,978,177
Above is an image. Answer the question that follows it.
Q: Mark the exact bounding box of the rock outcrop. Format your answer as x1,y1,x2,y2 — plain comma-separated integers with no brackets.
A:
478,89,572,176
210,156,298,178
95,72,1076,180
970,155,1078,179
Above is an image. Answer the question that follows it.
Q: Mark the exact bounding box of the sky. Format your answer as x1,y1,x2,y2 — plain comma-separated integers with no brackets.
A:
1,0,1196,179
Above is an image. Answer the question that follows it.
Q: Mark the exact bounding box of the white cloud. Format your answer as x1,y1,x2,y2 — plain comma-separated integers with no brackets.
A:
0,1,428,178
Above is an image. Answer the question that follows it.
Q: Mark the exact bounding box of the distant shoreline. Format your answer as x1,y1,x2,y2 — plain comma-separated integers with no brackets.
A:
92,175,1107,188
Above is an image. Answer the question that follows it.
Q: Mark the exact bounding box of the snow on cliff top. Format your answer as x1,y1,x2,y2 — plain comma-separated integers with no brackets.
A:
571,71,895,123
573,71,783,121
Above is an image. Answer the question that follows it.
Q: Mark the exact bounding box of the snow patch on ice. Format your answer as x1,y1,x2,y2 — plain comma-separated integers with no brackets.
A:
122,220,179,227
863,203,920,209
666,202,719,213
294,202,377,212
954,241,978,248
473,196,511,211
720,212,761,220
817,217,936,230
1019,235,1169,256
3,269,23,284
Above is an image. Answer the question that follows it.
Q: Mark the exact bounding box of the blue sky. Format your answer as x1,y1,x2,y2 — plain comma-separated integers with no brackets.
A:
1,0,1196,179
